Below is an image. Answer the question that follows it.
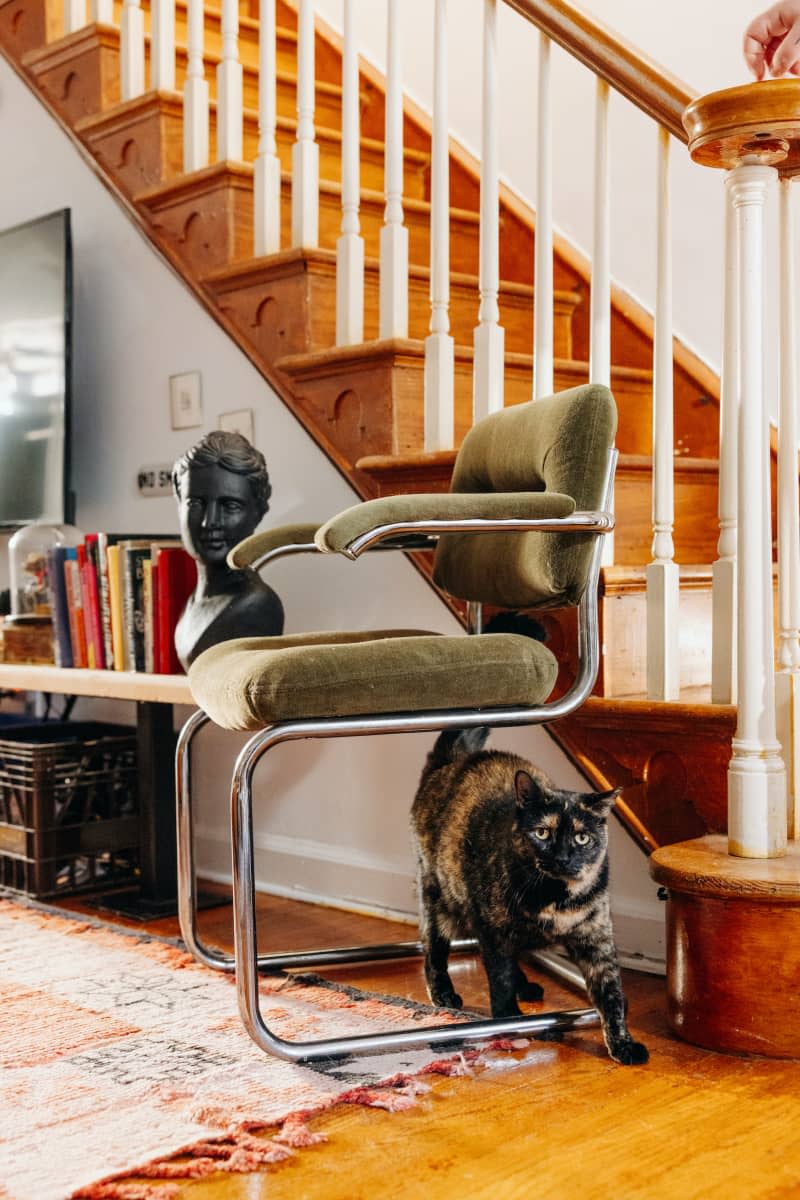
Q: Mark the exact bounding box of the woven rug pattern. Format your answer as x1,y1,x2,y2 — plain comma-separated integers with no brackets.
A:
0,898,529,1200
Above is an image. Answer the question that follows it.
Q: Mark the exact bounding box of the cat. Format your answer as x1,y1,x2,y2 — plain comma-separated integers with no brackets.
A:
410,726,648,1066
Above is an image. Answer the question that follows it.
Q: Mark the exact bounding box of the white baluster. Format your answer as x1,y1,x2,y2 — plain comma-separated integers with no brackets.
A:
711,180,738,703
775,177,800,840
292,0,320,247
89,0,112,23
592,78,614,566
184,0,209,172
379,0,408,340
533,33,553,401
646,127,679,701
473,0,504,422
254,0,281,255
336,0,364,345
150,0,175,91
217,0,243,161
727,164,786,859
65,0,86,34
423,0,454,450
120,0,145,101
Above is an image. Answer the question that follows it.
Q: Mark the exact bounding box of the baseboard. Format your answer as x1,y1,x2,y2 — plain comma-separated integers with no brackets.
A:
196,825,666,974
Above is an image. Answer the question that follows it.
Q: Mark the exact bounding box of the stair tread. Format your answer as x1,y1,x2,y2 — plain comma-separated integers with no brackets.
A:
273,336,656,381
200,245,578,303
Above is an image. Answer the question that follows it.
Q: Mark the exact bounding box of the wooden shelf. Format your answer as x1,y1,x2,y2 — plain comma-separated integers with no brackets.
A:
0,663,194,706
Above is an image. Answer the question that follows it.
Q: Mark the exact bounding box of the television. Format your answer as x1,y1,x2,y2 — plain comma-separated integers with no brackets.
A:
0,209,72,527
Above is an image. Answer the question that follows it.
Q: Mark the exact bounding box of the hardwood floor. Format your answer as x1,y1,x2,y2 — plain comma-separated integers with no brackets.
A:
62,887,800,1199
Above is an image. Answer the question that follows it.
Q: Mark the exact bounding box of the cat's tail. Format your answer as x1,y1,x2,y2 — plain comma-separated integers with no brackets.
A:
426,726,490,773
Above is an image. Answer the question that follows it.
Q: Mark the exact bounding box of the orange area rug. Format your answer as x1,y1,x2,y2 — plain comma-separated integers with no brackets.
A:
0,898,529,1199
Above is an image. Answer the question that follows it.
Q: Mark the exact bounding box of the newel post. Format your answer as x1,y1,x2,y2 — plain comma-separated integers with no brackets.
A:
683,83,797,858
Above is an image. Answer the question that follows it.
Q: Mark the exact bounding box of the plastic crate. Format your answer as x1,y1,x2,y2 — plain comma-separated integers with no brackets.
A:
0,721,139,898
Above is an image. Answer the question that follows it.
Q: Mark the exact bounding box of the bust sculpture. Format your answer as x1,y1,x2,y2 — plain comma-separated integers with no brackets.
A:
172,430,284,670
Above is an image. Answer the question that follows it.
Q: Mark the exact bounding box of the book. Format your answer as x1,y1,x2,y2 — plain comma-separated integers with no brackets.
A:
63,549,87,668
79,539,105,671
120,542,151,672
142,559,154,674
46,546,73,669
153,545,196,675
106,544,127,671
96,532,114,669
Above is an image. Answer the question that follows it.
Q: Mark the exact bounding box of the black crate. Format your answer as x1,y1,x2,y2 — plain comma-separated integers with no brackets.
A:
0,721,139,898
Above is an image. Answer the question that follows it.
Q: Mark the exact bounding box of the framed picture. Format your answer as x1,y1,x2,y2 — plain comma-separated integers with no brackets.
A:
218,408,255,444
169,371,203,429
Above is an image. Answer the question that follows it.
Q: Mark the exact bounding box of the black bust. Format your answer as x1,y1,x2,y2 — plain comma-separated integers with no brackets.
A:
172,430,284,670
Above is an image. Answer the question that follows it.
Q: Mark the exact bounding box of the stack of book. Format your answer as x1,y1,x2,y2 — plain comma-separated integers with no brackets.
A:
46,536,197,673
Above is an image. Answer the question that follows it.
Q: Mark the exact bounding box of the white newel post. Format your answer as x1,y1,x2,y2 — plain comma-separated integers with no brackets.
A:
150,0,176,91
533,31,553,401
217,0,243,162
591,78,614,565
65,0,86,34
423,0,454,450
379,0,408,340
646,126,679,701
472,0,504,422
727,163,787,858
711,183,738,704
254,0,280,256
120,0,145,100
183,0,209,172
336,0,365,345
292,0,320,248
89,0,112,23
775,177,800,840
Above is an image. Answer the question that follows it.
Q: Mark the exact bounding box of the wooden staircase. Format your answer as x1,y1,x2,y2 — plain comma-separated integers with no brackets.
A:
0,0,742,855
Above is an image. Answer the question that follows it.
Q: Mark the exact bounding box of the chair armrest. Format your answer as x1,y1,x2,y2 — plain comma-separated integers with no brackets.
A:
228,522,322,570
313,492,610,559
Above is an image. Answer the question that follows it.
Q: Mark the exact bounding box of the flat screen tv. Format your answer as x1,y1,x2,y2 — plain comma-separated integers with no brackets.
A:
0,208,72,527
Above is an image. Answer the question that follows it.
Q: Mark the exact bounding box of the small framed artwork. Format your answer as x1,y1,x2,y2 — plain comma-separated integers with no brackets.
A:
219,407,255,444
170,371,203,429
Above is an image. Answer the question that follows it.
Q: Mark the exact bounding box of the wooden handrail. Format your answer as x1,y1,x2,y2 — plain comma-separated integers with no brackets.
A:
502,0,697,141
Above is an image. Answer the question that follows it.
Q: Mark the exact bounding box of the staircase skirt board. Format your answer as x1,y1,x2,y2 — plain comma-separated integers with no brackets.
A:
650,836,800,1058
76,89,184,192
0,0,61,58
23,22,121,121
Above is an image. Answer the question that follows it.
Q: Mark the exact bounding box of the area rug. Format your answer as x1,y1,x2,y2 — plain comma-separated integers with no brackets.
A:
0,896,535,1200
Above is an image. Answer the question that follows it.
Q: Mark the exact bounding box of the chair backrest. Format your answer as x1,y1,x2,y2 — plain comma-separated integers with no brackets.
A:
432,384,617,609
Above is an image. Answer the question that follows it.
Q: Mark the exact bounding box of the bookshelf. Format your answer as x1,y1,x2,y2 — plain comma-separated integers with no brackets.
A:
0,663,196,917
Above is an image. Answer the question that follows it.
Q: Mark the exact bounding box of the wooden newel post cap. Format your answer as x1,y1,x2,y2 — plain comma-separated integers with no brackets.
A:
683,79,800,173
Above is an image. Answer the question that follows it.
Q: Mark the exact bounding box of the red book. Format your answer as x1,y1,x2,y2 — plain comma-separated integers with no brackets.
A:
79,540,106,671
154,546,197,674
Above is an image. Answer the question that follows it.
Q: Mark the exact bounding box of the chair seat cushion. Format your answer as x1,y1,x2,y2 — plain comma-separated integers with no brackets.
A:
188,629,558,731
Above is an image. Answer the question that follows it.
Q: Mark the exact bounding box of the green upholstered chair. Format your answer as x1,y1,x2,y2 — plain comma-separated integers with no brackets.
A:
175,384,618,1063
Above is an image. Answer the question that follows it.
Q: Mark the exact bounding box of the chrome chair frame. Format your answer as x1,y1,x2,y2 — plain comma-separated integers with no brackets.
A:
175,451,616,1062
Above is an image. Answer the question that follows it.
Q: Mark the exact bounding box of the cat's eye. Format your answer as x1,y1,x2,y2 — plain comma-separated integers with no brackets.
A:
574,832,591,846
532,827,550,841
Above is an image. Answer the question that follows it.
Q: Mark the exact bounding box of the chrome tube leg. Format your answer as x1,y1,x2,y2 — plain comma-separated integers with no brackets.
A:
175,709,234,972
228,725,599,1063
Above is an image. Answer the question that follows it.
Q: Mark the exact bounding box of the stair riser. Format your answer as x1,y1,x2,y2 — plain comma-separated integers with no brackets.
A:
205,255,577,366
0,0,61,58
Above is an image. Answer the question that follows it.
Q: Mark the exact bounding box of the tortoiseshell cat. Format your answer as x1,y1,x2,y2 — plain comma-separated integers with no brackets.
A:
411,727,648,1066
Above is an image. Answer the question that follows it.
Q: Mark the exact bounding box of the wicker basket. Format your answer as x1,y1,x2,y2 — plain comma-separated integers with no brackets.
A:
0,721,139,898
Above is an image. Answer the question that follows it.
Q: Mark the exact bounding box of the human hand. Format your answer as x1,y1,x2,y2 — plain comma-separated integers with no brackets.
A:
744,2,800,79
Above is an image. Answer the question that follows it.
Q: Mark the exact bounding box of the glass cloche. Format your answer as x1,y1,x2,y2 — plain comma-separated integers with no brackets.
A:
7,523,82,621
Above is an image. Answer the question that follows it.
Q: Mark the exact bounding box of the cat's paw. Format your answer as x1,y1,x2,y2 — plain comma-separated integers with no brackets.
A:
491,1001,523,1019
431,988,463,1010
516,978,545,1002
609,1038,649,1066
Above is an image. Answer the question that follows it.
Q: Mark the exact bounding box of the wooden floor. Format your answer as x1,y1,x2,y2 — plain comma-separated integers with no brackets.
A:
63,887,800,1200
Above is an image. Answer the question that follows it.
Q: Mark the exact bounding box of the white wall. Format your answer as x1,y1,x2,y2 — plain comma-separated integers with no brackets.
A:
316,0,791,413
0,49,664,966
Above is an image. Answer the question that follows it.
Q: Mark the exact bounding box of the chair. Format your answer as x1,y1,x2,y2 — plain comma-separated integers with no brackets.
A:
175,383,618,1063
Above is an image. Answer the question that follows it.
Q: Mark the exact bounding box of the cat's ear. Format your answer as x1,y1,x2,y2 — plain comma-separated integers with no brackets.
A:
515,769,547,809
583,787,622,815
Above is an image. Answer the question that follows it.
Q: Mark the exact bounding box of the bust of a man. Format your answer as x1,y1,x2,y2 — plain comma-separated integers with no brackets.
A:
172,430,284,670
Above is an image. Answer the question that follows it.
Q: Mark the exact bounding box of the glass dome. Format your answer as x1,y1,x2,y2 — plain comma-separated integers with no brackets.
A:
7,524,82,621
